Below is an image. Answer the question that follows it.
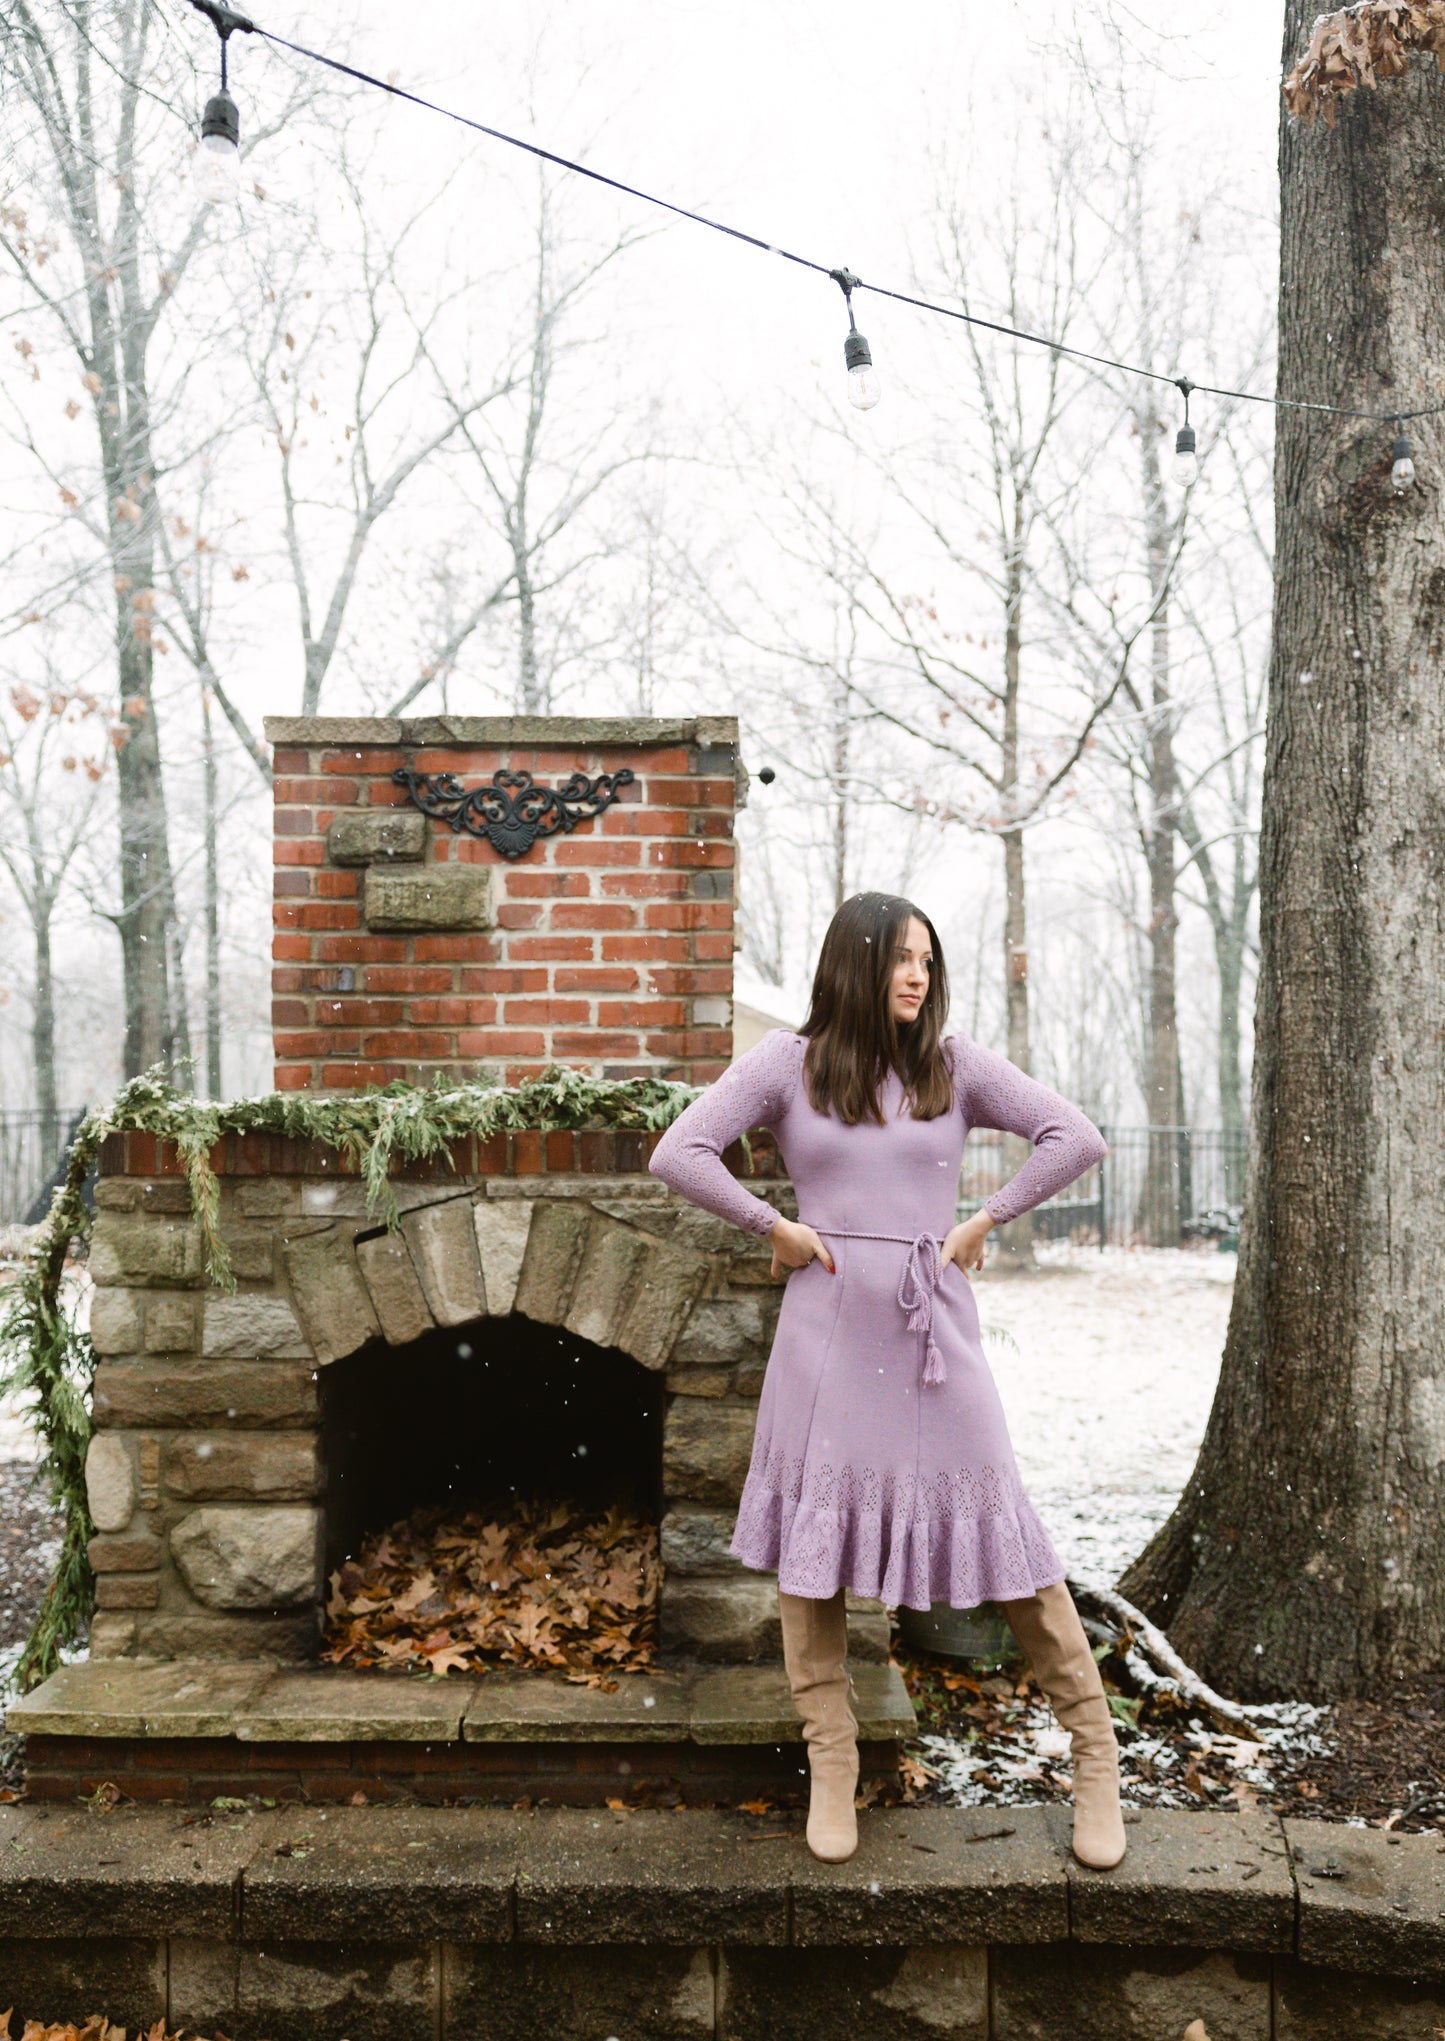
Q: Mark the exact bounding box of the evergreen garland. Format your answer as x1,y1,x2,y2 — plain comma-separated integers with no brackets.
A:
0,1063,703,1692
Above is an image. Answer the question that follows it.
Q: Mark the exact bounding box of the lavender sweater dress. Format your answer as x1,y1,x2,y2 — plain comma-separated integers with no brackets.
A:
647,1029,1109,1610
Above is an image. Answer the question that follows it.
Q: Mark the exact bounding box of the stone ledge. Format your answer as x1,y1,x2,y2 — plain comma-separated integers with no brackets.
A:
6,1657,916,1749
263,715,736,748
1,1801,1444,1989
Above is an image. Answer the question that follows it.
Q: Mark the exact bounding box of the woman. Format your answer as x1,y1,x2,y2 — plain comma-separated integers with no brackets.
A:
647,891,1124,1870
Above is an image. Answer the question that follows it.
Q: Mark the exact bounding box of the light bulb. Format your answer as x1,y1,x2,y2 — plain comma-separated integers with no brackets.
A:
196,89,240,206
1391,433,1415,491
1171,423,1199,489
844,328,881,412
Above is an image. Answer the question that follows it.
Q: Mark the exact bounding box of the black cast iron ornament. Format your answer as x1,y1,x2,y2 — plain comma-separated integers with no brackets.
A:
391,764,636,860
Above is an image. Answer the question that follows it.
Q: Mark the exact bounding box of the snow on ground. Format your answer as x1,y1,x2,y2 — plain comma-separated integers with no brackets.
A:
972,1240,1236,1587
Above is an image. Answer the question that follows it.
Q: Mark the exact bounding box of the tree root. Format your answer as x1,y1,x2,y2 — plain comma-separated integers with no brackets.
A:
1070,1577,1254,1728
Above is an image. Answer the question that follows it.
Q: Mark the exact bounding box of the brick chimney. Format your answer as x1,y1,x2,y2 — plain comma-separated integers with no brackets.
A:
264,715,745,1091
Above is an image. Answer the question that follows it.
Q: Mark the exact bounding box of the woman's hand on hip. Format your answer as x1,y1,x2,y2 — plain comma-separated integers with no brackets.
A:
769,1215,836,1279
940,1210,994,1276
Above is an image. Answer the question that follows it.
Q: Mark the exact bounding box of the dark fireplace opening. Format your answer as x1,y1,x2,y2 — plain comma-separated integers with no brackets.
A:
318,1314,665,1580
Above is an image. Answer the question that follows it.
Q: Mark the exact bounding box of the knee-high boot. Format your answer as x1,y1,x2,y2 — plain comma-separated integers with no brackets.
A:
996,1579,1127,1870
778,1587,859,1862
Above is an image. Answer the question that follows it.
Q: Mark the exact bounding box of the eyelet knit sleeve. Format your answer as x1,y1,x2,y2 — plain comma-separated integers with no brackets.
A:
646,1029,801,1236
951,1034,1109,1226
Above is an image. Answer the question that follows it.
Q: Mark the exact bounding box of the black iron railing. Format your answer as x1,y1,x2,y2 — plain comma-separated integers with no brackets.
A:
960,1122,1248,1250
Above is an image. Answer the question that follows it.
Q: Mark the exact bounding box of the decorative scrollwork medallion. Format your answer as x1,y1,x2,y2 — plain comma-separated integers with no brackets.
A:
391,764,636,860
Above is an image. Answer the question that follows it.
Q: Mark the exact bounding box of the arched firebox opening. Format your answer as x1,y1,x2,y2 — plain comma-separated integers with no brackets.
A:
319,1314,664,1578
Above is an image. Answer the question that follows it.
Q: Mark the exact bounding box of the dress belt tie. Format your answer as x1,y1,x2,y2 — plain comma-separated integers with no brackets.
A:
811,1228,949,1386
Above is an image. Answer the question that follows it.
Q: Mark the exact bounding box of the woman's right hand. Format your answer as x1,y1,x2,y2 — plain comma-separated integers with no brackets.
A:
768,1214,837,1280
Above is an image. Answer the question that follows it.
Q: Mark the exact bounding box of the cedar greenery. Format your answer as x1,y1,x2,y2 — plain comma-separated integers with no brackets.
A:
0,1064,702,1693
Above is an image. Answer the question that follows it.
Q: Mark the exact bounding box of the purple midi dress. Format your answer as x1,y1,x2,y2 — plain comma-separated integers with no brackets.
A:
646,1028,1109,1610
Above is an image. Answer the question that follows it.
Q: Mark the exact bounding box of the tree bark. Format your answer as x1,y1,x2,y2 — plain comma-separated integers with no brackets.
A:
1121,14,1445,1698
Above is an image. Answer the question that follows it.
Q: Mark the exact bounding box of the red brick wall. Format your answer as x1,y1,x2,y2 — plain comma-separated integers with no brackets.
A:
264,716,742,1091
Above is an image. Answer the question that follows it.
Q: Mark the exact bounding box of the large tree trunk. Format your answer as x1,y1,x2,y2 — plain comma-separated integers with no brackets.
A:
1121,11,1445,1698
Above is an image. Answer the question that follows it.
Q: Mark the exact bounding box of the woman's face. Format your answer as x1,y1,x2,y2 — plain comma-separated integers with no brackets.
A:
888,915,933,1026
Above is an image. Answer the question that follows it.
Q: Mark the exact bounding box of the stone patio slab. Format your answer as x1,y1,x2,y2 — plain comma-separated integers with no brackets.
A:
511,1808,789,1945
1052,1805,1295,1953
236,1668,476,1742
790,1805,1068,1947
1286,1817,1445,1981
0,1803,265,1938
687,1662,915,1745
462,1669,690,1743
5,1659,275,1739
240,1805,515,1941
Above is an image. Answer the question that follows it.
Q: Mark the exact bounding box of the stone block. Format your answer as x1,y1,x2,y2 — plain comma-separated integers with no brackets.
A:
661,1575,780,1661
143,1180,195,1213
327,806,427,865
719,1946,987,2041
144,1291,198,1352
512,1201,591,1324
789,1805,1064,1950
403,1196,487,1326
513,1808,787,1945
356,1229,435,1345
444,1945,714,2041
95,1573,161,1608
990,1943,1271,2039
237,1668,473,1742
4,1658,275,1738
663,1399,756,1504
668,1294,769,1370
661,1505,744,1576
473,1195,534,1315
1273,1956,1445,2038
1056,1805,1294,1952
202,1292,312,1358
363,863,492,930
0,1937,166,2032
282,1227,379,1364
241,1806,514,1941
89,1213,203,1289
688,1663,914,1746
133,1612,318,1660
88,1527,164,1572
616,1236,710,1369
166,1434,320,1502
666,1367,731,1397
92,1361,319,1429
563,1214,649,1348
220,1228,279,1281
463,1669,689,1744
183,1938,441,2041
88,1612,138,1657
170,1504,322,1609
94,1178,142,1209
234,1180,297,1217
85,1431,136,1531
846,1593,893,1662
1288,1816,1445,1980
89,1285,143,1355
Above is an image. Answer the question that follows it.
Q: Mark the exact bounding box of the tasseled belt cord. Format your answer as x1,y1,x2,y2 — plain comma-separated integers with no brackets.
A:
810,1229,950,1385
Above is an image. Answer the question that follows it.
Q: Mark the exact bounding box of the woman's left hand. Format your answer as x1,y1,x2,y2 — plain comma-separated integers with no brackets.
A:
939,1210,994,1276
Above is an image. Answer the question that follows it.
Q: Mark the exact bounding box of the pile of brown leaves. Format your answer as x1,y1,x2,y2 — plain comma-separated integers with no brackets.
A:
0,2021,226,2041
322,1499,661,1677
1284,1,1445,121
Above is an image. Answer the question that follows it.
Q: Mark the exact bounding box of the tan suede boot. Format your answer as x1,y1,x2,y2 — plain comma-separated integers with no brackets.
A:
778,1587,859,1862
997,1580,1127,1870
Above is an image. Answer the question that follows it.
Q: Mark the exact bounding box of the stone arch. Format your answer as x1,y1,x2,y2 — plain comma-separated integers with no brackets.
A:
279,1190,713,1372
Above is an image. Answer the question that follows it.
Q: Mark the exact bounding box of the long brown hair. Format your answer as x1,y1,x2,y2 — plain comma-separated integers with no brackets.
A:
799,892,954,1125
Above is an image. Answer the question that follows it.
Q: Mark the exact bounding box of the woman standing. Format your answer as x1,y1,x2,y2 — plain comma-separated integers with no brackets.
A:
648,892,1124,1870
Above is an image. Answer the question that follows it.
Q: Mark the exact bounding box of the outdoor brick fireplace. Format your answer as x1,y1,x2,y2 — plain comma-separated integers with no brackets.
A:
20,716,909,1805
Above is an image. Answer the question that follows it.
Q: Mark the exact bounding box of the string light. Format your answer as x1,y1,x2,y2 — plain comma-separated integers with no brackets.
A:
188,0,253,207
1390,422,1416,491
183,2,1443,490
1171,377,1200,489
830,270,881,412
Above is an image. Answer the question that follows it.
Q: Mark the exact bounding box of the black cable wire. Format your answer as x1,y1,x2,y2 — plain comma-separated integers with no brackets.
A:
188,0,1445,430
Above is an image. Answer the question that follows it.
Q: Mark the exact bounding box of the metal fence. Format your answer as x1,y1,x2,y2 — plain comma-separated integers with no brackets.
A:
960,1122,1248,1250
0,1108,87,1226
